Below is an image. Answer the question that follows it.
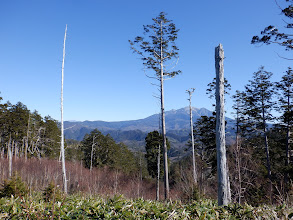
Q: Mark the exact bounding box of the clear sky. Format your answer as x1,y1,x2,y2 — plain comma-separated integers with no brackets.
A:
0,0,292,121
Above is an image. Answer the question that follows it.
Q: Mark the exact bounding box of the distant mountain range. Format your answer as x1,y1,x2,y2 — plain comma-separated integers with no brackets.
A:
64,107,212,138
64,107,235,155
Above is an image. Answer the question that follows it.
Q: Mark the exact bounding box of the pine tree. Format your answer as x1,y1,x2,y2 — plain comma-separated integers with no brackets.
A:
145,131,170,178
252,1,293,50
231,90,247,203
243,66,276,199
129,12,181,199
80,129,137,173
275,67,293,194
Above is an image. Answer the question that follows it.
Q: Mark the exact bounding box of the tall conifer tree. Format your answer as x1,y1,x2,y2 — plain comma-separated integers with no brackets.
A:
275,67,293,193
129,12,181,199
243,66,275,197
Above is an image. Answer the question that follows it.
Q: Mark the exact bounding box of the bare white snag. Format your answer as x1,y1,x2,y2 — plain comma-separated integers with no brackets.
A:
186,88,197,184
90,135,96,172
215,44,231,206
8,135,12,177
61,24,68,194
25,113,30,162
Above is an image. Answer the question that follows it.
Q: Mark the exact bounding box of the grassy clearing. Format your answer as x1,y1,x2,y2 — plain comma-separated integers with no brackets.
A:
0,193,292,219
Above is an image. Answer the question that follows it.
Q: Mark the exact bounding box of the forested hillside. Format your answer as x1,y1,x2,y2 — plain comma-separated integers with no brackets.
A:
2,0,293,218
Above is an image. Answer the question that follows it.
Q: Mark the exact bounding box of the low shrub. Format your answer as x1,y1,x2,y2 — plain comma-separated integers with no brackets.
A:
0,173,28,198
42,181,63,202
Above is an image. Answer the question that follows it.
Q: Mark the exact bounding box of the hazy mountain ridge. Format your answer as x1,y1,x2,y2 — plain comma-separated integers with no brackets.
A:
64,107,234,151
64,107,214,140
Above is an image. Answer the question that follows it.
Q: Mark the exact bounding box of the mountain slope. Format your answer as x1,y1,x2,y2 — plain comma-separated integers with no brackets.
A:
64,107,213,139
64,107,235,152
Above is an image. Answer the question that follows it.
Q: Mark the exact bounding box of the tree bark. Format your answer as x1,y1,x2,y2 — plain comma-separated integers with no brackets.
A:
262,102,272,201
187,89,197,184
156,144,160,201
215,44,231,206
90,135,96,172
236,133,242,204
160,21,169,200
8,135,12,177
285,86,291,196
61,24,68,194
25,113,30,162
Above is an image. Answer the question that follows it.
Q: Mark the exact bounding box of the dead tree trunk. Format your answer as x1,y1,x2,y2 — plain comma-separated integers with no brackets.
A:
60,24,68,194
90,135,96,172
215,44,231,206
25,113,30,162
8,135,12,177
187,88,197,184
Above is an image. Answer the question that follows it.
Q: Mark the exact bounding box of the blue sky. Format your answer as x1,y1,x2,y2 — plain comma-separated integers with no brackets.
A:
0,0,292,121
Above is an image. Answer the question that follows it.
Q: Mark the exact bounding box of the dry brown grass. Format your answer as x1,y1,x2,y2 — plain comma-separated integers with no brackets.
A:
0,157,182,200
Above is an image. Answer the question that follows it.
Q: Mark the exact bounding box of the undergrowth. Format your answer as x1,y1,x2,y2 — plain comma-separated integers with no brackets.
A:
0,193,292,219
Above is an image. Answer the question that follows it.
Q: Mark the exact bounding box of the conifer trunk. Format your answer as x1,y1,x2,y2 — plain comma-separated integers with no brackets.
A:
161,68,169,200
160,21,169,200
285,87,291,194
215,44,231,206
235,125,242,204
156,144,160,201
262,102,272,199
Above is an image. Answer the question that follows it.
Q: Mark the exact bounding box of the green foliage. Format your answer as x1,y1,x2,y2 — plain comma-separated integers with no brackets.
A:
117,143,138,174
129,12,181,78
42,116,62,158
193,115,217,173
243,66,276,132
65,139,83,161
42,182,63,202
145,130,170,178
0,173,28,198
206,77,231,100
0,194,292,219
252,1,293,50
81,129,137,173
0,94,61,160
276,67,293,124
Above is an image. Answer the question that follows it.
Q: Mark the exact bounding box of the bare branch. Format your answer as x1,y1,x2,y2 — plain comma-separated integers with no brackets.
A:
152,94,160,100
163,75,176,81
276,52,293,60
163,48,174,60
150,82,160,88
274,0,283,11
130,45,152,62
150,26,160,41
164,57,179,72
